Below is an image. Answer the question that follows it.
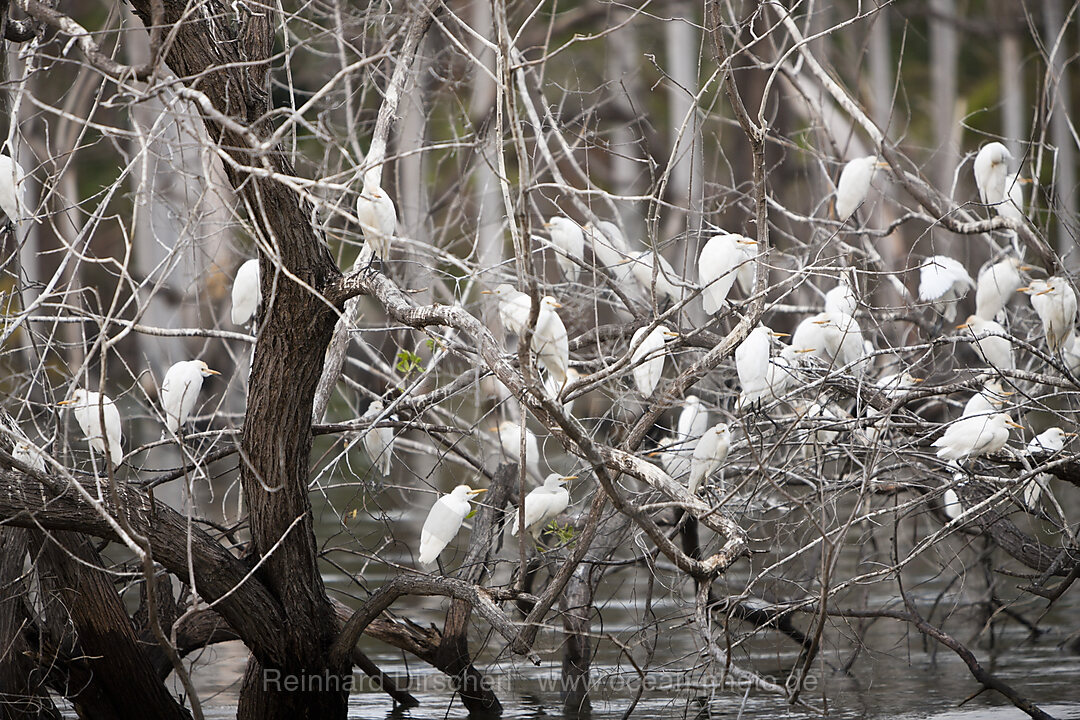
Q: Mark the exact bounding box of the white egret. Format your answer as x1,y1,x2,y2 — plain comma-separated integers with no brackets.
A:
763,344,801,401
627,250,681,304
544,367,581,413
584,221,630,272
361,400,395,477
630,325,677,397
545,217,585,280
58,389,123,468
975,257,1028,320
698,234,757,314
510,474,573,537
651,435,690,480
688,423,730,494
824,283,858,317
491,420,540,477
0,152,26,226
231,258,261,325
1000,172,1027,222
417,485,487,566
835,156,884,220
804,401,842,449
1023,427,1074,507
12,440,46,474
485,284,531,336
677,395,709,446
534,296,570,385
736,325,789,407
942,485,963,521
956,315,1014,370
932,412,1020,460
356,176,397,260
973,142,1011,208
1019,277,1078,351
791,311,865,370
1063,331,1080,375
160,360,220,434
962,380,1013,418
919,255,975,321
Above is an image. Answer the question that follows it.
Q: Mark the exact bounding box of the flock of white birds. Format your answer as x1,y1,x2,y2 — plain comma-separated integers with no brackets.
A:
3,138,1076,568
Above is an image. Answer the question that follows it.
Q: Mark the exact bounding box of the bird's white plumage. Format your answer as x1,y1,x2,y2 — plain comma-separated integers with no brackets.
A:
677,395,709,446
62,389,123,468
0,153,26,226
1020,277,1077,351
1024,427,1072,507
835,156,879,220
418,485,483,565
763,344,800,401
792,311,864,370
630,325,674,397
493,420,540,476
824,283,858,317
737,325,789,407
356,178,397,260
362,400,395,477
12,440,47,474
688,423,730,494
161,360,218,434
533,296,569,384
942,486,963,521
627,250,681,303
957,315,1014,370
962,381,1012,417
489,284,531,336
1000,172,1027,222
933,412,1016,460
973,142,1011,207
918,255,975,320
698,234,757,314
511,474,571,537
975,257,1026,320
231,258,261,325
585,221,629,271
546,217,585,280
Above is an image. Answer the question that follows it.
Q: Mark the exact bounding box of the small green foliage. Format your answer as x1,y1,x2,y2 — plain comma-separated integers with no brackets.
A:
548,520,576,545
465,508,477,520
395,349,424,375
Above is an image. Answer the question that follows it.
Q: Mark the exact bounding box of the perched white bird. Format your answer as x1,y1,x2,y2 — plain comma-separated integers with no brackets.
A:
627,250,681,303
12,440,47,474
999,172,1027,222
824,283,858,317
59,389,123,468
361,400,395,477
630,325,677,397
933,412,1019,461
956,315,1014,370
962,380,1013,418
1019,277,1078,351
492,420,540,477
942,485,963,521
417,485,486,566
585,221,630,272
545,217,585,280
1063,331,1080,375
791,311,864,370
544,367,581,414
835,156,883,220
736,325,789,407
975,257,1028,320
762,344,801,401
510,474,573,537
485,284,531,336
160,360,219,434
677,395,709,446
356,176,397,260
231,258,261,325
1023,427,1074,507
0,153,26,226
534,296,570,384
973,142,1012,208
919,255,975,321
687,423,730,494
698,234,757,314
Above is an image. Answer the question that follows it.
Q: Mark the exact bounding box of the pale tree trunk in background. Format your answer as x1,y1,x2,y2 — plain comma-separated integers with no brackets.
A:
1000,22,1025,159
607,9,645,237
929,0,959,195
867,6,905,275
663,1,704,241
1043,0,1077,259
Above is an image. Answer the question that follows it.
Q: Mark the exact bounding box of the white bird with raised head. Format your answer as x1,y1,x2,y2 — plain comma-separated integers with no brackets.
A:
1019,277,1077,351
545,217,585,280
630,325,677,397
418,485,487,566
698,234,757,314
161,360,220,434
824,283,858,317
956,315,1014,371
59,389,123,468
975,257,1028,320
933,412,1020,461
585,221,630,273
736,325,789,407
919,255,975,321
835,156,884,220
511,474,573,537
356,176,397,260
231,258,261,325
362,400,395,477
688,423,730,494
534,296,569,385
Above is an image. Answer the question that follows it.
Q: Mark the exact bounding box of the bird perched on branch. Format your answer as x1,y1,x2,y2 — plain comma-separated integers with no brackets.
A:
1023,427,1074,507
418,485,486,566
956,315,1014,371
231,258,261,325
975,257,1029,321
161,360,219,434
59,389,123,468
361,400,395,477
933,412,1020,461
12,440,47,474
736,324,789,408
835,156,887,220
630,325,678,397
545,217,585,280
491,420,541,479
698,234,757,314
626,249,681,304
1019,277,1077,351
973,142,1012,210
688,423,730,494
919,255,975,322
356,175,397,260
510,474,573,537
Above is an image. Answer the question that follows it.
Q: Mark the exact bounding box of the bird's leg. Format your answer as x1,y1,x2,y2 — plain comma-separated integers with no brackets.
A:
436,556,447,576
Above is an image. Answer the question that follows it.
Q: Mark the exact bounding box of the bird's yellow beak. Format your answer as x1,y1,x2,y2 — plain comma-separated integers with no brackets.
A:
206,368,221,375
955,323,970,330
1063,432,1078,437
771,331,790,338
543,222,552,228
1016,286,1029,293
56,399,75,406
647,451,661,457
1006,421,1025,429
488,426,499,432
737,239,757,245
1020,265,1033,272
875,161,890,168
795,348,817,354
662,331,680,338
549,301,562,308
468,488,488,495
1018,177,1034,184
561,475,578,481
812,319,829,325
911,377,925,383
1037,287,1054,296
481,290,493,294
1000,390,1016,396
